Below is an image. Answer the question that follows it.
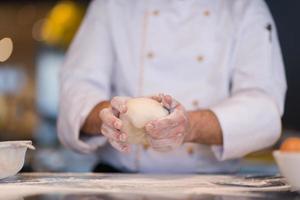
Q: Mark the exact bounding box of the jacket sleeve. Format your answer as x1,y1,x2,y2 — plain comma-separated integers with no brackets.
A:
57,0,113,154
210,0,287,161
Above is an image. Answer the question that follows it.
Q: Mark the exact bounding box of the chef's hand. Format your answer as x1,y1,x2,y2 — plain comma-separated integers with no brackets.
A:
145,94,191,152
99,96,131,152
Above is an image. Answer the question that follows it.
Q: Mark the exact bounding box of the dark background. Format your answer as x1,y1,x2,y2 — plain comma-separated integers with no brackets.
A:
265,0,300,130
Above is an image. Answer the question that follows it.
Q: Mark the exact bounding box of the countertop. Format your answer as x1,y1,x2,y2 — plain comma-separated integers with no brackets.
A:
0,173,299,200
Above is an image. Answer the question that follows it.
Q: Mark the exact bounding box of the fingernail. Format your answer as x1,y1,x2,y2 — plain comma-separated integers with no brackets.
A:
119,133,127,142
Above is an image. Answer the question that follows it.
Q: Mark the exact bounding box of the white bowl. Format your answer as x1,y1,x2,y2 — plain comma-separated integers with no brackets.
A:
273,150,300,191
0,141,35,179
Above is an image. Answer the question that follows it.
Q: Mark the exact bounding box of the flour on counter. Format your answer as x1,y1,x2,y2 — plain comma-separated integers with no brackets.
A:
0,173,290,199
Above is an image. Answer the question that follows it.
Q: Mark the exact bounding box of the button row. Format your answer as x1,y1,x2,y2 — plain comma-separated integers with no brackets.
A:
152,10,160,16
146,52,205,63
151,9,211,17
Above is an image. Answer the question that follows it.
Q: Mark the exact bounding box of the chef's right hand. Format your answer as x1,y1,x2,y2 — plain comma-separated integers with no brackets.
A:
99,96,131,152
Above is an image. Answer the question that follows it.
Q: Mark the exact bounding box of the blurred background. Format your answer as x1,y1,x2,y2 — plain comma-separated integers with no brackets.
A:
0,0,299,173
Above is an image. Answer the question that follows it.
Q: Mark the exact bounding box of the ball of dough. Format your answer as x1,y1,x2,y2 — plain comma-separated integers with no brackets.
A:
120,98,169,145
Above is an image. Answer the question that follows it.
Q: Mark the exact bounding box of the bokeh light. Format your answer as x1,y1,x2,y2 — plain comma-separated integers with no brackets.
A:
41,0,85,49
0,37,13,62
32,18,46,42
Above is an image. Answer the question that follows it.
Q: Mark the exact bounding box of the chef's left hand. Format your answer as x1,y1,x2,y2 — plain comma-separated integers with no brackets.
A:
145,94,191,152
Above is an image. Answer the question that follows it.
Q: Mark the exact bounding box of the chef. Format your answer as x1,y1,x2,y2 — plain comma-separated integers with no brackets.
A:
58,0,287,173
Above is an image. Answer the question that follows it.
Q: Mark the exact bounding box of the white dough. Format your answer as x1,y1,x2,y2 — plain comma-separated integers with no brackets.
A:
120,98,169,145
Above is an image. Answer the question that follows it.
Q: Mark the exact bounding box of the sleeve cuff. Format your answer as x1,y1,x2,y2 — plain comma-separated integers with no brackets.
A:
58,93,108,154
209,91,281,161
210,100,238,161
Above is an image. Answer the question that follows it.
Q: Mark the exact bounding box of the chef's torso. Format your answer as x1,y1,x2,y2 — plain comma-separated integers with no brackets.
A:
96,0,244,173
110,0,233,109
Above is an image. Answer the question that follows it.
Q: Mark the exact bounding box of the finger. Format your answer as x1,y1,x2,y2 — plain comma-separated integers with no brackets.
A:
146,121,177,139
147,124,185,139
101,124,121,140
149,93,163,103
149,94,178,110
101,124,128,142
145,109,185,136
99,108,122,130
109,139,130,153
111,107,120,118
161,94,173,109
111,96,129,114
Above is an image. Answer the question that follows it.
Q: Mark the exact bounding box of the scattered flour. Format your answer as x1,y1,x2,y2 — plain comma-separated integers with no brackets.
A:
0,173,290,199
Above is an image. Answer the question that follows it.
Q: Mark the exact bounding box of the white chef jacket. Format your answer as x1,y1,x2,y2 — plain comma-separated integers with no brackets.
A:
58,0,287,173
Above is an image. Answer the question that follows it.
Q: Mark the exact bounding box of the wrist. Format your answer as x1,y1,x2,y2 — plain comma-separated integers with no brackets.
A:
184,111,197,143
81,100,111,135
184,110,223,145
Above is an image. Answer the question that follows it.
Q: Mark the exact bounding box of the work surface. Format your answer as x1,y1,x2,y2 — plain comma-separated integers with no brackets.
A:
0,173,299,200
